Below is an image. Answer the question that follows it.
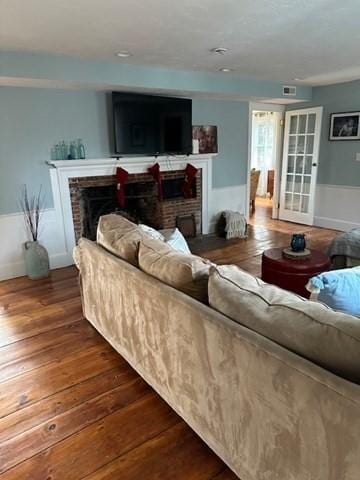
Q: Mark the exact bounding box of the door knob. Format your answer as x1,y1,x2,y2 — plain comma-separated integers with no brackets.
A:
312,163,317,167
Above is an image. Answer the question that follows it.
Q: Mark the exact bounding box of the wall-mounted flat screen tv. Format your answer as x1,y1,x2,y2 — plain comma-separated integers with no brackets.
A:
112,92,192,156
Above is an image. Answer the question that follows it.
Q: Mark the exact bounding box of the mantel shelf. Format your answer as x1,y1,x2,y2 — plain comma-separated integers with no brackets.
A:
47,153,217,170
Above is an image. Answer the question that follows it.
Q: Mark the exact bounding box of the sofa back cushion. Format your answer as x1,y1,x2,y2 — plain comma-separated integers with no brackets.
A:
97,214,145,266
138,237,211,302
209,265,360,383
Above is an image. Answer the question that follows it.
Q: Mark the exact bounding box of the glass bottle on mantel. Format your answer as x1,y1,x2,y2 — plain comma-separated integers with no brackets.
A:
60,141,68,160
70,141,77,160
77,139,86,159
54,144,61,160
50,146,56,161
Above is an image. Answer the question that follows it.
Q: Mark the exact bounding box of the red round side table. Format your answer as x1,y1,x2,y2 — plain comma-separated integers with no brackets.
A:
261,248,331,298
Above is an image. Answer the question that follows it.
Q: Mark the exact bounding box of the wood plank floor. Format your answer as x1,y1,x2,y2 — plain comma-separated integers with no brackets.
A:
0,206,338,479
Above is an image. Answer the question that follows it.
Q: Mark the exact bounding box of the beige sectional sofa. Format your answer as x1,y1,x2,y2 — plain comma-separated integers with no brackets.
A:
74,214,360,480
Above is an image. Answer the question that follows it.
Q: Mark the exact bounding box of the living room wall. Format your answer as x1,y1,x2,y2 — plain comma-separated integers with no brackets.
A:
0,86,249,215
288,79,360,187
193,98,249,188
314,80,360,188
287,79,360,230
0,87,110,215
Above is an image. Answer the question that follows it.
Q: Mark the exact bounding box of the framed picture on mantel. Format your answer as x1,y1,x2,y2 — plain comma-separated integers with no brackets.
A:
329,112,360,140
192,125,218,153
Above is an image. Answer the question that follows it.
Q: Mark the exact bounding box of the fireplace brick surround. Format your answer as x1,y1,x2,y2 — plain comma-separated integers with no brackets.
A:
69,169,202,241
47,155,213,268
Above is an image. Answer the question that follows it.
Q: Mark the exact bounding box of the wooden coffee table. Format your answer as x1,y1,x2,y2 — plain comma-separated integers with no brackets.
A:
261,247,331,298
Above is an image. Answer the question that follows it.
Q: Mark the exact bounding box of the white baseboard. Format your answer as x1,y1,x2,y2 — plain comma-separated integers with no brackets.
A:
0,209,72,281
314,216,360,232
208,184,247,233
314,184,360,232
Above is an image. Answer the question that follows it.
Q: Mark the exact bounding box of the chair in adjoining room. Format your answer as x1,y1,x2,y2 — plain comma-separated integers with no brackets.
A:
267,169,275,199
250,168,261,214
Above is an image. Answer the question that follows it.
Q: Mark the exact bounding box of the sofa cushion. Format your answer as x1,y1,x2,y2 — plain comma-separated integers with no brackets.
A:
209,265,360,383
138,237,211,302
97,214,145,266
160,227,191,254
138,224,165,242
306,267,360,317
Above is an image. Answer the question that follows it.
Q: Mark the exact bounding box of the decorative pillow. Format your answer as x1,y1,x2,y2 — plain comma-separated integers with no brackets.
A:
138,237,211,302
160,227,191,254
138,224,165,242
209,264,360,383
306,267,360,317
97,214,145,266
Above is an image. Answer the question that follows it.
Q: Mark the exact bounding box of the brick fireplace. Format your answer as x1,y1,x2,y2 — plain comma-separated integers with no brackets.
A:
69,169,202,241
48,155,213,266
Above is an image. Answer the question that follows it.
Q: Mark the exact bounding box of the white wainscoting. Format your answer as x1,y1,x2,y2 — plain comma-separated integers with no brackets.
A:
0,182,247,281
208,184,247,233
5,182,356,281
0,209,70,281
314,184,360,231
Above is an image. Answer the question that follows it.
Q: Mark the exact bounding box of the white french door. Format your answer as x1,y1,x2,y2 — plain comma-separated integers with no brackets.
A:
279,107,323,225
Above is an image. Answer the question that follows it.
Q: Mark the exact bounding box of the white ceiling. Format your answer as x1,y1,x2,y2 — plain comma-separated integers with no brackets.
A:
1,0,360,86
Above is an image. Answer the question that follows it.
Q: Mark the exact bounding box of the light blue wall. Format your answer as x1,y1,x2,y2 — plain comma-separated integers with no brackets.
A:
0,87,249,214
193,98,249,188
0,87,111,214
288,80,360,187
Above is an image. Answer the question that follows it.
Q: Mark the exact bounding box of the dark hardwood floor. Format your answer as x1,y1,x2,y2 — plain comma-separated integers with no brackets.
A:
190,199,338,276
0,205,338,479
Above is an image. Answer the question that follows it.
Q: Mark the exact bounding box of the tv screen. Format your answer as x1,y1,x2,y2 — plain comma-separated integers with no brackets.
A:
112,92,192,156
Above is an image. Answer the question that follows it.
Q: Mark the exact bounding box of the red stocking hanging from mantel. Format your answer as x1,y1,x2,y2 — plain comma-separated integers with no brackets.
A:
182,163,198,199
148,162,163,201
116,167,129,208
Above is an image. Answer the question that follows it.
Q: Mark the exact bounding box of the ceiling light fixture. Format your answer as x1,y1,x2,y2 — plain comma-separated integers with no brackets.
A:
293,77,303,81
211,47,229,55
219,68,232,73
116,51,132,58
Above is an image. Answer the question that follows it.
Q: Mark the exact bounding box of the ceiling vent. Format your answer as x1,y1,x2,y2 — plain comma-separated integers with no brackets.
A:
282,85,297,96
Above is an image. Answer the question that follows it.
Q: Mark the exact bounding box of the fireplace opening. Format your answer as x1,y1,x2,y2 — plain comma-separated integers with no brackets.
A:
162,178,196,200
79,182,160,240
80,185,118,240
71,169,202,242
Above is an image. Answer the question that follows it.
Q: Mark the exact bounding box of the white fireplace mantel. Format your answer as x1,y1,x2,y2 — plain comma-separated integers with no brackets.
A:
49,154,215,265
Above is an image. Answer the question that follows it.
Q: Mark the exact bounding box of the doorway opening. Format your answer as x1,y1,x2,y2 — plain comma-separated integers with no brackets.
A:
248,106,284,226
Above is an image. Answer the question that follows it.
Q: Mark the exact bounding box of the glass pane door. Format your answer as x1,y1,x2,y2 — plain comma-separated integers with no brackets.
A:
279,107,322,225
285,113,315,214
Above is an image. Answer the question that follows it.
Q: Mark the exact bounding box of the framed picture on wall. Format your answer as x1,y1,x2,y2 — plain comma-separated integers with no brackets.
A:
329,112,360,140
192,125,218,153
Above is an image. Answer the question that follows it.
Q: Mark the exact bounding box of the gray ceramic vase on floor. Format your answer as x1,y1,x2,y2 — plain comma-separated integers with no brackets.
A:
24,241,49,279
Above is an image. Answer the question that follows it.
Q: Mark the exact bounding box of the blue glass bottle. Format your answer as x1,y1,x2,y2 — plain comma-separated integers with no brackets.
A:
77,139,86,159
54,144,61,160
60,141,68,160
50,146,56,160
70,141,77,160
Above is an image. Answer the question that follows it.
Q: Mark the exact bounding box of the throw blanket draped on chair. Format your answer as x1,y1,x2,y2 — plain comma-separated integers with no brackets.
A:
223,211,247,239
327,228,360,260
